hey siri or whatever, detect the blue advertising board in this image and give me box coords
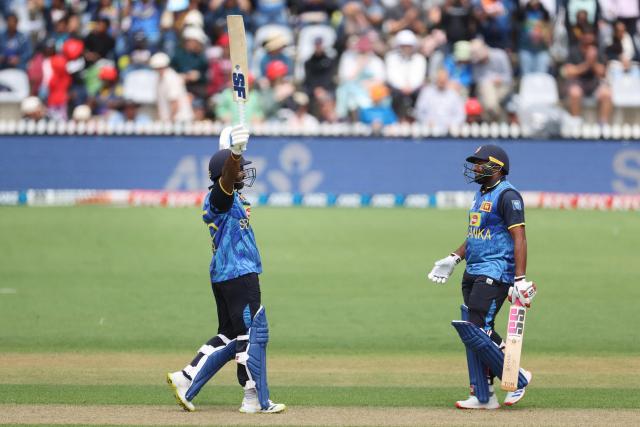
[1,136,639,194]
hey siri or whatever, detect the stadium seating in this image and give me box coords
[0,69,29,120]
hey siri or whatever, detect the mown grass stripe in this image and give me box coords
[1,385,638,409]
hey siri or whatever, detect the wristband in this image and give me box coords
[450,253,462,264]
[514,275,526,282]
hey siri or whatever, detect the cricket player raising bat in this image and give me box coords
[166,125,286,414]
[427,145,537,409]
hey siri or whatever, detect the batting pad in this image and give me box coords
[452,320,529,389]
[185,339,236,401]
[236,306,270,410]
[460,306,490,403]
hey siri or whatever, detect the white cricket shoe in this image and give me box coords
[166,371,195,412]
[504,369,532,406]
[455,390,500,410]
[239,388,286,414]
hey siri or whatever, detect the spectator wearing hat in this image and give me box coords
[443,40,474,94]
[84,17,116,65]
[0,13,32,70]
[280,91,320,129]
[358,83,398,131]
[259,33,293,78]
[336,35,386,120]
[516,0,552,75]
[304,37,337,97]
[465,97,484,123]
[21,96,46,120]
[385,29,427,121]
[415,68,465,132]
[171,26,209,99]
[258,59,294,120]
[91,65,123,116]
[470,38,513,121]
[72,104,92,122]
[62,37,88,116]
[150,52,194,122]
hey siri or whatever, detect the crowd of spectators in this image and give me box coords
[1,0,640,131]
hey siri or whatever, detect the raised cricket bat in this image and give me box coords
[227,15,249,126]
[501,299,527,391]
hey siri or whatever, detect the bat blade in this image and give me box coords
[501,299,527,391]
[227,15,249,105]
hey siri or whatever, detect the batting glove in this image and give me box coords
[230,124,249,155]
[427,253,461,284]
[508,276,537,308]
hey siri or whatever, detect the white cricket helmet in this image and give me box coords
[219,126,232,150]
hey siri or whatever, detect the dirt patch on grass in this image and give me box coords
[0,353,638,388]
[1,404,638,426]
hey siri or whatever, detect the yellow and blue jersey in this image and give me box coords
[202,191,262,283]
[465,180,525,284]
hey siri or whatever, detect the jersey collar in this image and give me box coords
[481,179,502,195]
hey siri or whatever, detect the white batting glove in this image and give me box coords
[508,276,537,308]
[427,253,462,284]
[230,124,249,155]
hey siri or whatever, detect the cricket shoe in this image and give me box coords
[504,369,532,406]
[455,390,499,410]
[239,388,286,414]
[166,371,195,412]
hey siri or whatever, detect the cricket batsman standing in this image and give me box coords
[166,125,286,414]
[427,145,537,409]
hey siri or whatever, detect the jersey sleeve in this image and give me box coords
[499,189,525,229]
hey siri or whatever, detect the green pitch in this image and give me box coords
[1,206,639,425]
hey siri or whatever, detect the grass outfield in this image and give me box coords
[1,206,639,425]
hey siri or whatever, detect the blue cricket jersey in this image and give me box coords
[202,191,262,283]
[465,180,525,284]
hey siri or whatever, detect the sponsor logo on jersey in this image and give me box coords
[469,212,481,227]
[467,227,492,240]
[480,201,493,212]
[511,199,522,210]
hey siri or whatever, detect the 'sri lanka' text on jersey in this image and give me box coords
[202,192,262,283]
[465,180,525,284]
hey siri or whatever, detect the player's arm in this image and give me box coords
[428,241,465,284]
[500,190,537,306]
[209,154,242,212]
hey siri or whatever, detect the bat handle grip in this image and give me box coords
[238,101,246,127]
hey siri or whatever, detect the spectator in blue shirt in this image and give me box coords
[444,40,473,94]
[0,13,32,70]
[128,0,161,50]
[359,83,398,129]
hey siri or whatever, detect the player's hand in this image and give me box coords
[230,124,249,155]
[427,253,461,284]
[508,277,537,308]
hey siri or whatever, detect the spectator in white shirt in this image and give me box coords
[384,29,427,121]
[150,52,194,122]
[414,68,465,132]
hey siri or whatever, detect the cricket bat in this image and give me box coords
[501,299,527,391]
[227,15,249,126]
